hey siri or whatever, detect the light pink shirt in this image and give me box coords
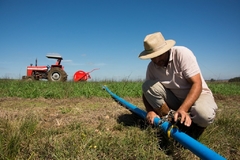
[146,46,212,100]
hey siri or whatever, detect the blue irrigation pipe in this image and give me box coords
[102,85,226,160]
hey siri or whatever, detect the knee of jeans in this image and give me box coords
[142,80,160,93]
[142,80,152,93]
[190,106,216,127]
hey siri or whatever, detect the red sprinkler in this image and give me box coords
[73,68,99,82]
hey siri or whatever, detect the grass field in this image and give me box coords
[0,79,239,159]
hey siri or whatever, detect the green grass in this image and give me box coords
[1,79,240,98]
[0,79,239,159]
[0,79,143,98]
[207,82,240,96]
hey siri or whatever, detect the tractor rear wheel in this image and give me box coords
[48,67,67,82]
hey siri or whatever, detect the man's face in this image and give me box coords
[151,50,170,67]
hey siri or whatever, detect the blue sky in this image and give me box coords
[0,0,239,81]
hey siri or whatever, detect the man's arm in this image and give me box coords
[174,73,202,126]
[142,94,159,124]
[142,94,154,112]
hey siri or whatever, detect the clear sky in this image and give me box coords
[0,0,239,81]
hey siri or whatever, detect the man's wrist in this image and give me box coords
[178,105,190,112]
[147,110,155,113]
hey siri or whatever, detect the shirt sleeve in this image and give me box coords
[177,46,200,79]
[146,62,155,80]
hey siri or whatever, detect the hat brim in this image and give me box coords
[138,40,176,59]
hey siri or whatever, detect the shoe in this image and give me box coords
[175,121,206,140]
[157,129,174,155]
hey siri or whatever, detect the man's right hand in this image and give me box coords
[146,111,159,125]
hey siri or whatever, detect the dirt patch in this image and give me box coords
[0,97,145,131]
[0,95,239,130]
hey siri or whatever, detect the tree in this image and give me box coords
[228,77,240,82]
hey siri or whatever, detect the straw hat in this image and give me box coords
[138,32,176,59]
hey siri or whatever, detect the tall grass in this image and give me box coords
[207,82,240,96]
[1,79,240,98]
[0,79,143,98]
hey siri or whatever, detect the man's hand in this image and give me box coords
[146,111,159,125]
[174,109,192,127]
[172,74,202,127]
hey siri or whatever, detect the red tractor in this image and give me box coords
[22,54,67,82]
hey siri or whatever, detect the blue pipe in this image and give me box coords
[103,85,226,160]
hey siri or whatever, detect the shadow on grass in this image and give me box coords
[116,112,149,130]
[115,111,202,159]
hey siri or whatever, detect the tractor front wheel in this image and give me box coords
[22,76,34,81]
[48,68,67,82]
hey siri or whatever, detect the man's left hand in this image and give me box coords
[174,109,192,127]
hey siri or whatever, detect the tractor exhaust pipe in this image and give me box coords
[102,85,226,160]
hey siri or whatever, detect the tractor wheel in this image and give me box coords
[48,67,67,82]
[22,76,33,81]
[27,77,34,81]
